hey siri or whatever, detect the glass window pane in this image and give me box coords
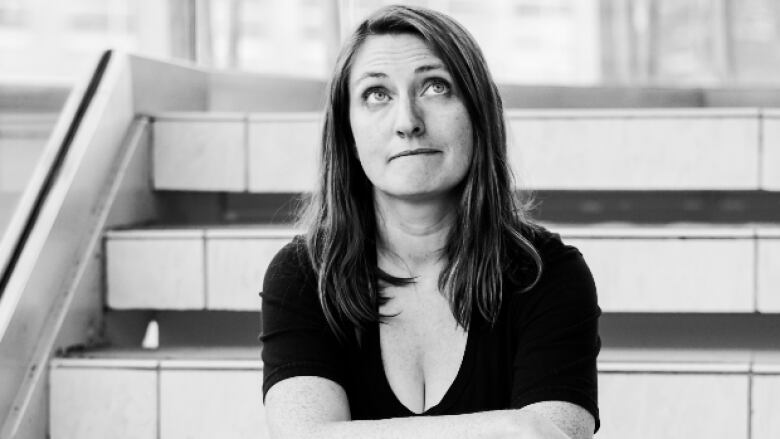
[348,0,602,85]
[0,0,26,27]
[650,0,727,85]
[732,0,780,85]
[208,0,334,78]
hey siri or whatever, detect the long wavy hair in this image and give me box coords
[298,5,543,341]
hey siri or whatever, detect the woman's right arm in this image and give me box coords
[264,376,569,439]
[264,376,350,438]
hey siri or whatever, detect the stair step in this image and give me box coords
[148,109,780,192]
[106,225,295,311]
[49,347,780,439]
[53,345,780,373]
[598,348,780,439]
[106,235,207,310]
[105,224,780,313]
[53,346,261,369]
[151,112,320,193]
[50,347,265,439]
[766,109,780,190]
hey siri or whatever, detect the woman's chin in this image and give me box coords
[375,185,458,204]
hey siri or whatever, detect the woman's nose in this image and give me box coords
[394,96,424,138]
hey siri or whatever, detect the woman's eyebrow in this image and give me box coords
[352,71,388,86]
[414,63,446,74]
[352,63,449,87]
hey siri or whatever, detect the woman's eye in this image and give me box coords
[364,88,390,104]
[425,80,450,95]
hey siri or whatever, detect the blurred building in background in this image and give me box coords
[2,0,780,86]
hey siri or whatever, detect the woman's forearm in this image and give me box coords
[298,409,568,439]
[264,378,574,439]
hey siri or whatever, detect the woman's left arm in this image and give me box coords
[265,375,587,439]
[520,401,595,439]
[509,242,602,438]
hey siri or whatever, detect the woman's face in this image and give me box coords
[348,33,473,203]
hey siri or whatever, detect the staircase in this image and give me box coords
[53,106,780,438]
[2,53,780,438]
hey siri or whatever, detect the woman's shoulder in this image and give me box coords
[504,222,583,280]
[506,223,598,312]
[262,234,317,300]
[267,234,310,269]
[521,222,581,265]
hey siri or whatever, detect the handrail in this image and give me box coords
[0,50,148,437]
[0,52,231,437]
[0,51,112,301]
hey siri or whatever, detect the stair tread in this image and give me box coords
[145,107,768,120]
[147,111,321,121]
[53,346,261,370]
[51,346,780,373]
[106,223,299,239]
[104,222,780,239]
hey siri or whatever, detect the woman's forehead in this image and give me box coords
[349,34,448,87]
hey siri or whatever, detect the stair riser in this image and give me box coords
[50,364,780,439]
[106,231,780,313]
[50,366,266,439]
[107,236,289,311]
[151,110,780,192]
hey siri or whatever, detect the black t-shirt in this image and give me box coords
[260,226,601,432]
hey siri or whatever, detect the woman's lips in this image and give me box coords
[389,148,442,161]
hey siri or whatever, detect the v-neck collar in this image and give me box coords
[371,312,478,416]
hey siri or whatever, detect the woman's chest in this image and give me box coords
[344,299,514,419]
[377,285,469,414]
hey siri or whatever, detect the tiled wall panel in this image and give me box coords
[50,367,157,439]
[752,375,780,439]
[757,233,780,312]
[597,373,749,439]
[248,116,319,192]
[154,119,246,191]
[160,369,267,438]
[762,113,780,190]
[569,237,755,312]
[107,236,206,309]
[206,237,289,310]
[508,112,760,190]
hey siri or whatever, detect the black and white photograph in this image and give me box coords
[1,1,780,438]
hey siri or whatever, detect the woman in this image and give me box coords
[261,5,600,438]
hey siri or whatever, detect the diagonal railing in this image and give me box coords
[0,51,112,304]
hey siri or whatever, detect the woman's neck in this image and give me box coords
[374,191,457,276]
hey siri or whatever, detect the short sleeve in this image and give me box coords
[509,237,602,432]
[260,237,348,401]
